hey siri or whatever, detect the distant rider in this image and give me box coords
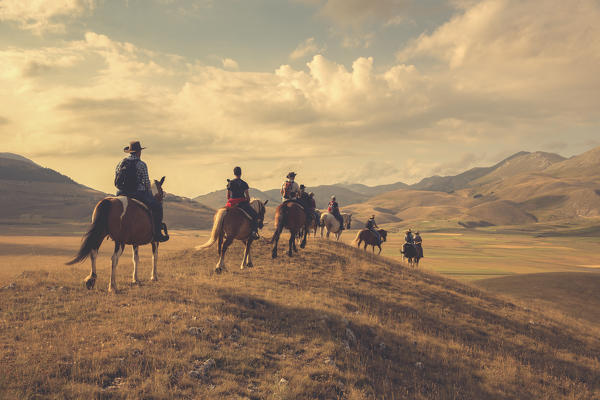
[226,166,260,240]
[366,215,381,244]
[298,184,314,226]
[328,195,344,231]
[115,140,169,242]
[404,229,414,244]
[414,231,424,258]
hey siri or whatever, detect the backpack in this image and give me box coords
[283,181,294,198]
[115,158,139,193]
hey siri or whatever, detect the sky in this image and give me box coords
[1,0,599,197]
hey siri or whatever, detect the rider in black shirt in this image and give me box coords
[227,166,259,240]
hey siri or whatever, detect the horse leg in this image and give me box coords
[288,232,295,257]
[108,242,124,293]
[84,249,98,290]
[247,242,254,268]
[292,231,299,253]
[217,236,233,273]
[378,245,382,255]
[150,242,159,282]
[240,240,250,270]
[363,242,367,251]
[300,226,308,249]
[131,245,140,284]
[272,229,281,259]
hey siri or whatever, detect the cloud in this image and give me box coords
[221,58,239,70]
[289,37,325,60]
[0,0,96,34]
[2,0,600,196]
[313,0,411,28]
[431,152,486,176]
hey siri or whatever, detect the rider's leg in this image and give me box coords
[140,192,168,242]
[239,202,259,239]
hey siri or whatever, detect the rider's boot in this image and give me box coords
[152,206,169,243]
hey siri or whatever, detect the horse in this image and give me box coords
[353,229,388,254]
[309,209,321,237]
[401,242,420,268]
[196,199,267,273]
[271,201,307,258]
[320,212,351,240]
[66,177,167,293]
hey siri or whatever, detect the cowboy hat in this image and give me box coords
[123,141,146,153]
[286,171,296,179]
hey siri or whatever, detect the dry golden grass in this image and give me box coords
[1,236,600,399]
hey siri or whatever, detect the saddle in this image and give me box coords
[224,205,253,221]
[282,200,304,211]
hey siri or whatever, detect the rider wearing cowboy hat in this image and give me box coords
[366,214,381,244]
[115,140,169,242]
[404,228,414,244]
[281,172,300,202]
[328,195,344,230]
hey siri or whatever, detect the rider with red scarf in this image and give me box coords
[226,166,259,240]
[328,195,344,231]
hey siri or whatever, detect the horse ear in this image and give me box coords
[264,199,269,205]
[159,176,165,185]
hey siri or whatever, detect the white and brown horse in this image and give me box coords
[320,212,352,240]
[66,177,167,292]
[196,199,267,273]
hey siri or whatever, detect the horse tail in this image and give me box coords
[66,199,111,265]
[196,208,227,249]
[268,205,284,244]
[352,230,361,246]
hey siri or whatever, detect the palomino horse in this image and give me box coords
[196,199,268,273]
[271,201,307,258]
[320,212,352,240]
[66,177,167,292]
[353,229,388,254]
[401,242,420,268]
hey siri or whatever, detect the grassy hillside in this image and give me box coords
[0,154,214,231]
[1,239,599,399]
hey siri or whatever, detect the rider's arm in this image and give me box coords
[138,161,151,192]
[244,189,250,201]
[227,189,231,199]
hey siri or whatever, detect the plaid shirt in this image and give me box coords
[115,154,151,192]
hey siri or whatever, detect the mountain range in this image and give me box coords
[2,147,599,232]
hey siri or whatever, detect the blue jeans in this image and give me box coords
[116,190,162,231]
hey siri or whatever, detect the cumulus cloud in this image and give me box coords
[221,58,239,70]
[289,37,325,60]
[2,0,600,195]
[0,0,96,33]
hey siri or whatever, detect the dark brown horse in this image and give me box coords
[402,242,420,268]
[353,229,388,254]
[196,199,268,273]
[271,201,307,258]
[66,177,167,293]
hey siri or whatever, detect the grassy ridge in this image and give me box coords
[1,239,599,399]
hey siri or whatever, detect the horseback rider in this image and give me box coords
[404,229,414,244]
[298,184,314,225]
[226,166,260,240]
[328,195,344,231]
[281,172,300,201]
[366,214,381,244]
[115,141,169,242]
[414,231,424,258]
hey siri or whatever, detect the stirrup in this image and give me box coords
[251,231,260,240]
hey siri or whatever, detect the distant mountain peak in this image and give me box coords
[0,152,37,166]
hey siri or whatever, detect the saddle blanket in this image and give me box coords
[222,205,253,221]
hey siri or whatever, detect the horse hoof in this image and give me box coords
[247,263,254,268]
[150,276,158,282]
[288,252,293,257]
[84,277,95,290]
[108,287,118,294]
[300,242,306,249]
[271,250,277,259]
[215,267,223,274]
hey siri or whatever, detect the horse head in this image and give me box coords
[152,176,166,202]
[379,229,388,242]
[251,199,268,229]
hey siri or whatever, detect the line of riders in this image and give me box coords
[114,140,423,253]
